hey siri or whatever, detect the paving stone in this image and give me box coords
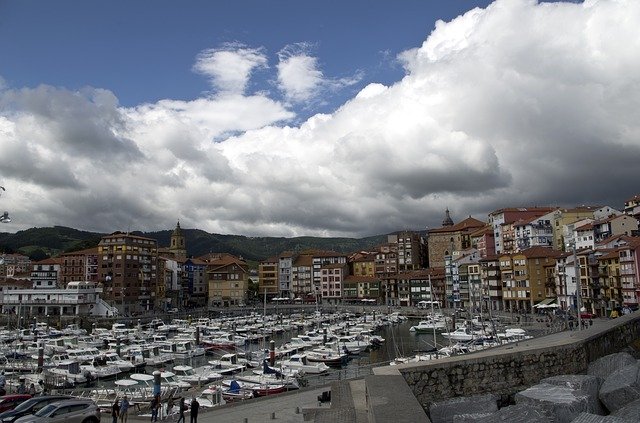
[515,382,594,422]
[429,394,498,423]
[587,352,637,380]
[569,412,636,423]
[598,362,640,413]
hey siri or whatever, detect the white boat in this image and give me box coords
[409,318,447,332]
[279,353,329,374]
[441,327,474,342]
[208,353,246,375]
[172,365,221,386]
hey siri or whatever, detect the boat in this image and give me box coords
[172,365,221,386]
[279,353,329,374]
[221,380,254,401]
[440,327,475,342]
[409,318,447,332]
[306,345,348,366]
[208,353,246,375]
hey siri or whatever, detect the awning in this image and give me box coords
[533,298,556,308]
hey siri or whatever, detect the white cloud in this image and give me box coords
[193,43,268,94]
[277,43,362,104]
[2,0,640,238]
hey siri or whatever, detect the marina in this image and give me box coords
[0,307,550,413]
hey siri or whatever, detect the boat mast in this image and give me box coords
[428,275,437,349]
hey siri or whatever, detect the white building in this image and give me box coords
[1,281,113,316]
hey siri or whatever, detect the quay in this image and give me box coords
[123,312,639,422]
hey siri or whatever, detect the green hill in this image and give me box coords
[0,226,387,261]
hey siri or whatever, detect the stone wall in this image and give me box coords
[374,313,640,408]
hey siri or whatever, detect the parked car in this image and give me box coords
[13,398,100,423]
[0,396,73,423]
[0,396,32,414]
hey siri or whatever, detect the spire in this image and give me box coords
[442,208,454,227]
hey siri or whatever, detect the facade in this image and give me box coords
[624,194,640,220]
[206,253,249,307]
[258,256,279,297]
[389,231,424,271]
[60,247,99,285]
[291,252,313,299]
[182,258,208,307]
[98,232,158,315]
[514,216,554,251]
[488,207,556,255]
[31,257,62,289]
[278,252,294,297]
[479,255,501,311]
[1,281,104,317]
[342,275,380,303]
[320,262,347,304]
[427,215,485,268]
[0,253,31,280]
[593,214,638,243]
[500,246,562,312]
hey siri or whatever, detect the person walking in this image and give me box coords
[166,395,175,421]
[111,399,120,423]
[120,395,130,423]
[176,398,186,423]
[150,394,160,422]
[189,398,199,423]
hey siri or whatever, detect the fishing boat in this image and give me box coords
[279,353,329,374]
[220,380,253,401]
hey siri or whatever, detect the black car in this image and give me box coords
[0,396,73,423]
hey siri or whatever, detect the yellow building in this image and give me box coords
[205,253,249,307]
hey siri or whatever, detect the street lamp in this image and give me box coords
[0,211,10,223]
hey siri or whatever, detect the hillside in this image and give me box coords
[0,226,387,261]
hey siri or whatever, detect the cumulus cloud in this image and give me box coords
[2,0,640,238]
[277,43,362,104]
[193,43,268,94]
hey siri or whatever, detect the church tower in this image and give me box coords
[442,208,454,227]
[170,221,187,259]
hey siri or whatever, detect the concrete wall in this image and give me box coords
[374,313,640,408]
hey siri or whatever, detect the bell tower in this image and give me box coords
[170,221,187,259]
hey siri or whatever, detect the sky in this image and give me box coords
[1,0,639,238]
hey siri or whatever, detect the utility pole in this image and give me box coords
[573,242,582,330]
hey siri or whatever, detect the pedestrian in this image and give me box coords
[112,399,120,423]
[176,398,186,423]
[589,319,593,327]
[120,395,130,423]
[189,398,199,423]
[150,394,160,422]
[28,383,36,396]
[166,395,175,421]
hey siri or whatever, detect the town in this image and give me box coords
[1,194,639,322]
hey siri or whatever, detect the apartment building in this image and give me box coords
[258,256,279,297]
[291,252,313,299]
[60,247,99,285]
[98,232,158,315]
[320,262,347,304]
[31,257,62,289]
[206,253,248,307]
[479,255,501,311]
[488,207,556,255]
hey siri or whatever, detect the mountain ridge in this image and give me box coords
[0,226,389,261]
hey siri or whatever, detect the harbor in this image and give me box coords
[0,305,560,413]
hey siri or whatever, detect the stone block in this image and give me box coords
[569,412,636,422]
[451,413,494,422]
[466,404,552,422]
[541,374,605,415]
[515,382,595,422]
[429,394,498,423]
[587,352,637,380]
[611,398,640,420]
[598,362,640,413]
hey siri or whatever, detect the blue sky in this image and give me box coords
[1,0,490,116]
[1,0,639,238]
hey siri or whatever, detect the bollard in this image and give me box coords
[37,342,44,373]
[270,412,276,419]
[296,406,300,414]
[269,340,276,366]
[323,328,327,345]
[195,326,200,345]
[243,419,248,423]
